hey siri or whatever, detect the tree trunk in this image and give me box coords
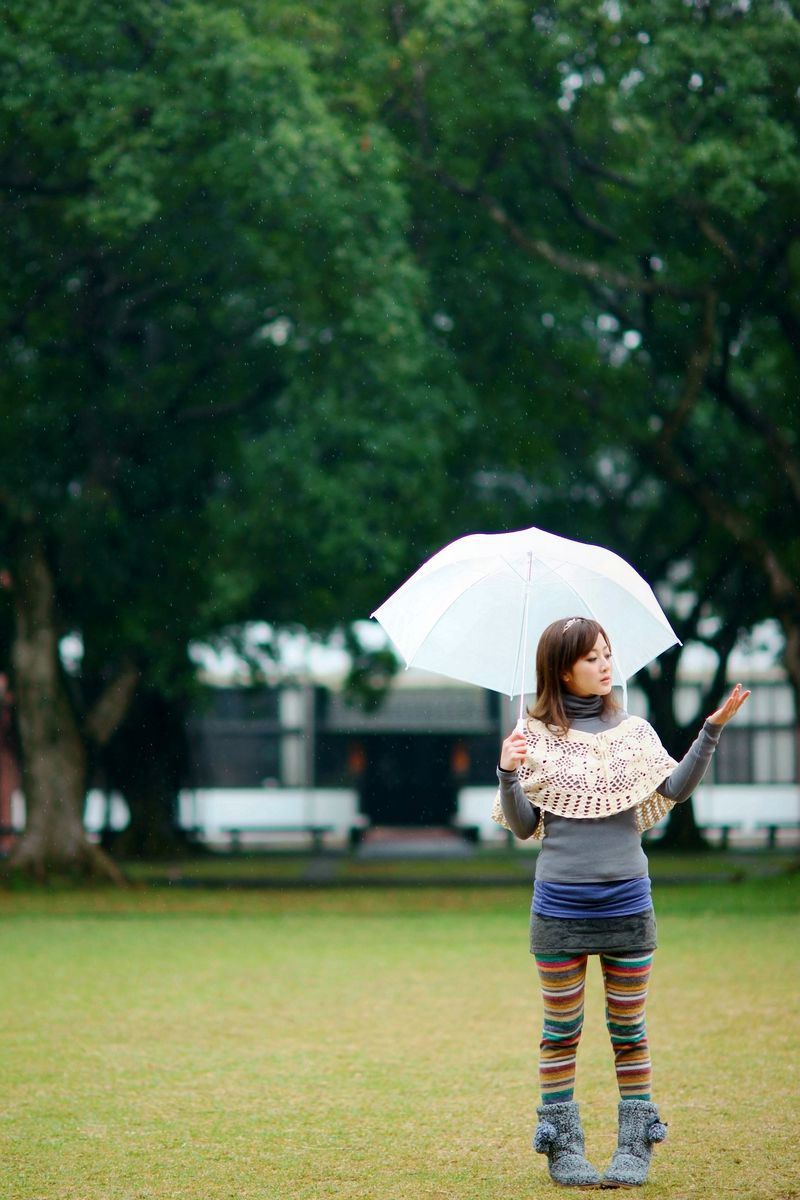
[6,524,123,882]
[780,618,800,717]
[645,633,738,852]
[658,793,707,851]
[103,690,195,860]
[637,649,710,851]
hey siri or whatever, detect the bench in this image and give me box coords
[185,788,365,851]
[452,818,516,848]
[698,821,743,849]
[755,821,800,849]
[220,825,334,853]
[452,822,481,844]
[453,786,520,845]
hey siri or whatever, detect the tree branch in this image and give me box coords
[544,135,623,245]
[414,158,698,297]
[775,299,800,363]
[707,373,800,507]
[660,288,718,446]
[0,176,90,198]
[84,659,141,747]
[555,119,640,191]
[639,436,800,621]
[549,180,622,246]
[695,214,739,268]
[389,4,434,158]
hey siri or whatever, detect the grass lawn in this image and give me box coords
[120,845,795,886]
[1,872,798,1200]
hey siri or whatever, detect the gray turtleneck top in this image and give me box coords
[497,694,722,883]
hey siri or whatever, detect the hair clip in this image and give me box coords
[562,617,582,633]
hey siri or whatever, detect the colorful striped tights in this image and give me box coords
[535,953,654,1104]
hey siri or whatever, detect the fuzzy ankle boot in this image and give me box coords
[533,1101,601,1188]
[602,1099,667,1187]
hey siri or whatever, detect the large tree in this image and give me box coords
[0,1,462,875]
[374,0,800,691]
[278,0,799,843]
[388,0,799,838]
[4,1,797,870]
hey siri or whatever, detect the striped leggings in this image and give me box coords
[535,952,653,1104]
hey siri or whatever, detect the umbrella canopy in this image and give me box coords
[371,526,680,702]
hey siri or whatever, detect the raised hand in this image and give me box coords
[707,683,751,727]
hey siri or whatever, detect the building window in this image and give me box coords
[714,725,797,785]
[714,727,753,784]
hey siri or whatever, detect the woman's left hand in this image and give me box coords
[707,683,751,726]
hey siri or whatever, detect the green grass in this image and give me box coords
[2,876,798,1200]
[121,845,797,887]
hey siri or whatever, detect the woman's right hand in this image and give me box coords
[499,728,528,772]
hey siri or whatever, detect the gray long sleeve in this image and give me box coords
[657,720,721,803]
[496,718,723,839]
[497,767,540,838]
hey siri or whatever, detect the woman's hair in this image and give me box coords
[528,616,619,735]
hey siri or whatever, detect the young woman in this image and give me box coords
[494,616,749,1188]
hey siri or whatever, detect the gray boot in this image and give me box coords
[533,1101,601,1188]
[602,1099,667,1187]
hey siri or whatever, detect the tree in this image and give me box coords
[375,0,800,692]
[288,0,799,842]
[0,0,463,875]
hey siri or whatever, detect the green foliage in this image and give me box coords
[351,0,800,694]
[0,0,465,698]
[1,0,798,867]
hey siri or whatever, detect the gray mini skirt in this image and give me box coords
[530,906,657,956]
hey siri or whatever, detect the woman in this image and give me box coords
[494,616,749,1188]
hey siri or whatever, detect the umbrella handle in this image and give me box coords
[515,717,527,733]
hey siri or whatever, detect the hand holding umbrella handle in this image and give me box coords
[500,728,528,771]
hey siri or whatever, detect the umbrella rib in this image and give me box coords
[511,552,534,714]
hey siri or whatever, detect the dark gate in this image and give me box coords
[359,734,457,826]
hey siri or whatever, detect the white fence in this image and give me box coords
[454,783,800,845]
[8,787,365,848]
[181,787,364,845]
[6,781,799,849]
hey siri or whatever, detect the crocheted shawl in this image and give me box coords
[491,715,679,839]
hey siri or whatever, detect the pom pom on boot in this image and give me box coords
[602,1099,667,1188]
[533,1101,601,1188]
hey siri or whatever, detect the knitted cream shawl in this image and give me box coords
[491,715,679,840]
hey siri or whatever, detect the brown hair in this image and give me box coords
[528,616,619,735]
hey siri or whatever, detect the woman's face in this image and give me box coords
[562,633,613,697]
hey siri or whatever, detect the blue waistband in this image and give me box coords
[533,877,652,919]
